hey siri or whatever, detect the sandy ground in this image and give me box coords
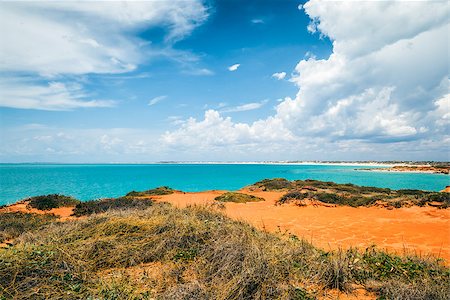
[156,191,450,262]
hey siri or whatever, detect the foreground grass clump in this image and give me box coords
[251,178,449,208]
[0,203,448,299]
[72,197,152,217]
[125,186,176,197]
[26,194,80,211]
[215,192,264,203]
[0,212,58,243]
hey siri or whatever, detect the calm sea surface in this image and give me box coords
[0,164,448,205]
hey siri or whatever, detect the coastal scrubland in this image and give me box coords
[248,178,449,208]
[1,179,449,299]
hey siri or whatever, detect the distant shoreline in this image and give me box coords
[0,161,441,167]
[359,165,449,175]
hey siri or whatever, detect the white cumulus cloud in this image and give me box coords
[272,72,286,80]
[163,0,450,160]
[228,64,240,71]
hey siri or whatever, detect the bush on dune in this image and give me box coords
[26,194,80,211]
[278,191,309,204]
[125,186,176,197]
[214,192,264,203]
[0,203,448,299]
[72,197,153,217]
[250,178,294,191]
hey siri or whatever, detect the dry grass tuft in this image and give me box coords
[72,197,153,217]
[0,212,58,243]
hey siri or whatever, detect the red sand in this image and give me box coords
[156,191,450,262]
[0,201,75,220]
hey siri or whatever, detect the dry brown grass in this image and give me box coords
[0,202,448,299]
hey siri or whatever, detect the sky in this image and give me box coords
[0,0,448,163]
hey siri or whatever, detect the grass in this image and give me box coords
[125,186,176,197]
[0,203,448,299]
[0,212,58,243]
[214,192,264,203]
[26,194,80,211]
[250,178,449,208]
[72,197,153,217]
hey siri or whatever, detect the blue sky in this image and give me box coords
[0,0,448,162]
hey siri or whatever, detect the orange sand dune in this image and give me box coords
[156,191,450,262]
[0,201,75,220]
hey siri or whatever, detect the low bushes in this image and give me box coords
[250,178,294,191]
[72,197,153,217]
[26,194,80,211]
[248,178,449,208]
[125,186,176,197]
[214,192,264,203]
[278,191,308,204]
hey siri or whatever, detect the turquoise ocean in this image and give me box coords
[0,163,448,205]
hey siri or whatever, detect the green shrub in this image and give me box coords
[26,194,80,211]
[72,197,153,217]
[125,186,176,197]
[278,191,309,204]
[214,192,264,203]
[0,212,58,242]
[250,178,294,190]
[314,193,346,204]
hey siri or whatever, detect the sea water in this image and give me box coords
[0,163,448,205]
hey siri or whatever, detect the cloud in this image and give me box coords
[251,19,264,24]
[162,0,450,160]
[0,0,209,110]
[0,78,115,111]
[148,95,167,106]
[0,1,209,76]
[278,0,449,142]
[162,110,294,150]
[228,64,240,71]
[0,125,166,162]
[182,68,214,76]
[272,72,286,80]
[221,100,269,113]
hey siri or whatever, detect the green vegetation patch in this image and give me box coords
[214,192,264,203]
[250,178,294,191]
[0,212,58,243]
[26,194,80,211]
[125,186,176,197]
[278,191,309,204]
[72,197,153,217]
